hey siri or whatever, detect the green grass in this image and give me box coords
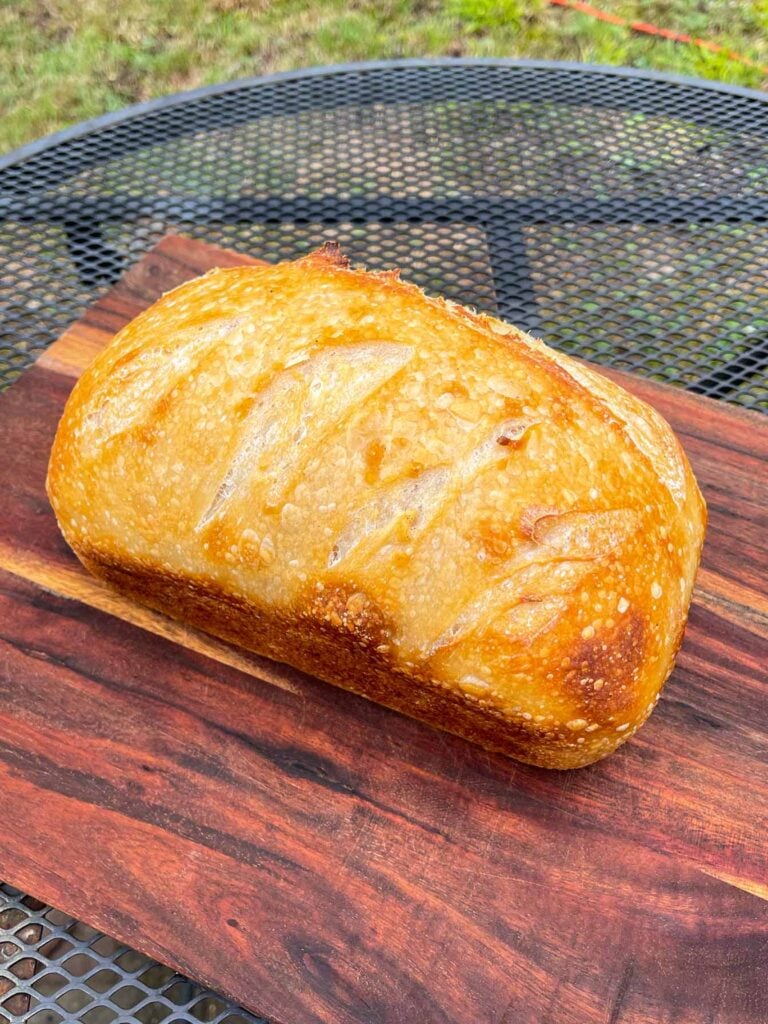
[1,0,767,153]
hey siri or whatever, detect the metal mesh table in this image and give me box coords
[2,59,767,410]
[1,57,767,1023]
[0,885,265,1024]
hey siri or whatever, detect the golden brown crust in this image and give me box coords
[47,247,706,768]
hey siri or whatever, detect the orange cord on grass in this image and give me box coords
[548,0,768,78]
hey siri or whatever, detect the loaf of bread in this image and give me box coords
[47,244,706,768]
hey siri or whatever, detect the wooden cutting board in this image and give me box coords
[1,235,766,1024]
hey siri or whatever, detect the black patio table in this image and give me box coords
[0,59,767,1024]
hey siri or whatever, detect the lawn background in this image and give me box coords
[2,0,767,155]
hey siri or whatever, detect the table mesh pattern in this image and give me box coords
[1,61,767,410]
[0,885,267,1024]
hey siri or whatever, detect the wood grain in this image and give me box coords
[0,235,766,1024]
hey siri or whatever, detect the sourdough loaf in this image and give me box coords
[47,244,706,767]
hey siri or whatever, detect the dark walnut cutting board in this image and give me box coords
[1,235,766,1024]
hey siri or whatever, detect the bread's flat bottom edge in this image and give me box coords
[75,546,624,770]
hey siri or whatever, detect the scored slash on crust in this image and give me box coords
[423,507,640,656]
[328,417,540,568]
[197,342,413,530]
